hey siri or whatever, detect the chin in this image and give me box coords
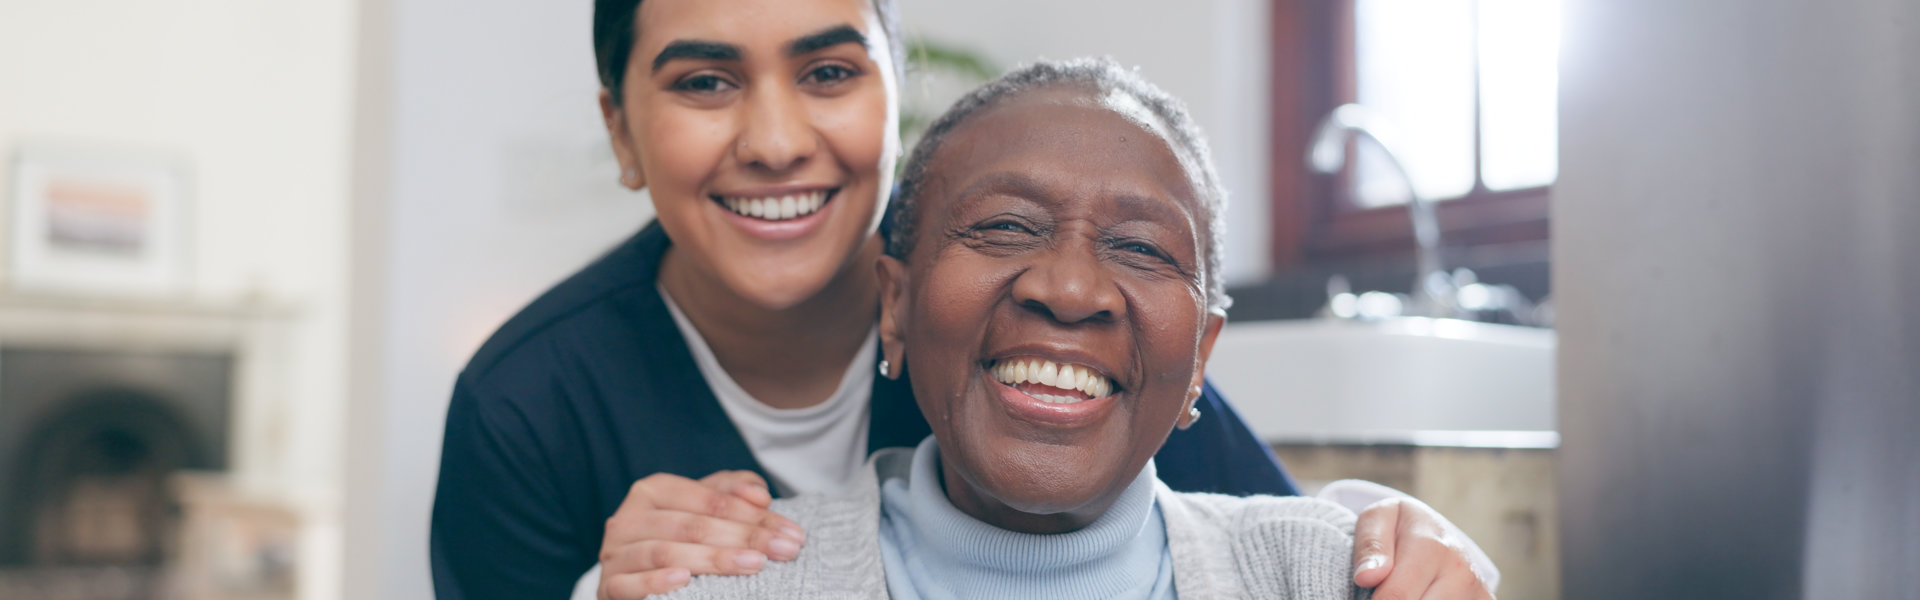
[724,246,852,310]
[971,448,1119,516]
[727,270,829,311]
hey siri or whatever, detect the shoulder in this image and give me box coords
[1173,491,1357,530]
[440,222,671,476]
[461,222,667,383]
[1160,488,1364,600]
[661,462,889,600]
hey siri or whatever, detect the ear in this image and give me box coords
[876,254,911,380]
[599,88,646,190]
[1177,309,1227,430]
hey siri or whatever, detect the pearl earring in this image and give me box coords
[1187,406,1202,425]
[877,359,891,378]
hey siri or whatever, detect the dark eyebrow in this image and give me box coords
[787,25,868,57]
[652,40,741,73]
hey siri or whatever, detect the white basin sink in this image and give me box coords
[1206,317,1555,445]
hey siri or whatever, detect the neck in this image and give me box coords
[658,236,883,410]
[937,453,1124,534]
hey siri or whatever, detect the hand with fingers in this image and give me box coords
[595,471,807,600]
[1350,497,1497,600]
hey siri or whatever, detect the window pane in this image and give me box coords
[1478,0,1560,190]
[1353,0,1477,208]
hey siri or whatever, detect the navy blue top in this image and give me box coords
[429,221,1297,600]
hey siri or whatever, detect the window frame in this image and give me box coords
[1267,0,1551,270]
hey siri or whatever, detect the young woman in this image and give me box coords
[665,57,1368,600]
[429,1,1494,599]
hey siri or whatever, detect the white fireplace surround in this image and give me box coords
[0,292,338,600]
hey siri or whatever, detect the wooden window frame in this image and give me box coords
[1267,0,1551,271]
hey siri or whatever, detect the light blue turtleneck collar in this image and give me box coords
[876,436,1177,600]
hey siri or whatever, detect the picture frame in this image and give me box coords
[6,144,192,296]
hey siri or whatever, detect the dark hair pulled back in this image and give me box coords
[593,0,904,105]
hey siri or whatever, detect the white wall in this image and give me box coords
[1,2,358,597]
[345,0,658,597]
[1554,0,1919,597]
[900,0,1276,284]
[0,0,357,490]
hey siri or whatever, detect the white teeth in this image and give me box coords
[990,358,1117,403]
[1036,362,1058,388]
[720,191,829,221]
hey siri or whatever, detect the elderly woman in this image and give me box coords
[661,57,1375,599]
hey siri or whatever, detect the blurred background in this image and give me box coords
[0,0,1913,598]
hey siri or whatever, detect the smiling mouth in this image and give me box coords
[989,357,1118,404]
[714,189,835,222]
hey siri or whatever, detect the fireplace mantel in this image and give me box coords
[0,291,332,599]
[0,292,296,352]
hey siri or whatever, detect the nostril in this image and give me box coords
[1018,298,1055,321]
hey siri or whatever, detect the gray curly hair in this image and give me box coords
[884,57,1232,311]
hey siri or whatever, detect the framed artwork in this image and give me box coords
[7,144,191,295]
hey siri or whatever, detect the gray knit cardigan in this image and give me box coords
[661,448,1368,599]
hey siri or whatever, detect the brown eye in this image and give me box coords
[802,64,858,85]
[672,73,736,94]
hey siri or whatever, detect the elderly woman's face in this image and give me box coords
[878,87,1225,533]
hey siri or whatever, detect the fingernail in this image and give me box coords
[781,524,806,541]
[1357,555,1386,572]
[769,537,800,559]
[665,569,690,585]
[734,551,766,571]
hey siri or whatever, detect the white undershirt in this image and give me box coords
[657,283,875,498]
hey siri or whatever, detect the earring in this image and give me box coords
[877,359,891,378]
[1187,406,1202,425]
[620,168,637,185]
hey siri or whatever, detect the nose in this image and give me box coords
[734,83,819,172]
[1011,238,1126,325]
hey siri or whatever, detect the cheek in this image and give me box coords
[812,84,894,176]
[637,104,733,199]
[1132,289,1208,388]
[911,260,999,345]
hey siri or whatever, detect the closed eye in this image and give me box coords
[1119,241,1160,256]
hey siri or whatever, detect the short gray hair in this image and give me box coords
[885,57,1232,311]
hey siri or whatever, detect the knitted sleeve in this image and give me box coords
[1162,489,1370,600]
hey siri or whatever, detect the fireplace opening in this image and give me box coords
[8,392,209,568]
[0,347,232,600]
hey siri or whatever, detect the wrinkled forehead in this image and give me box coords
[985,84,1205,201]
[929,84,1213,241]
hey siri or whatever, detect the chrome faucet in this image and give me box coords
[1307,103,1456,318]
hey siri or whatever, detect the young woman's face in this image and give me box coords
[605,0,899,309]
[879,88,1224,531]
